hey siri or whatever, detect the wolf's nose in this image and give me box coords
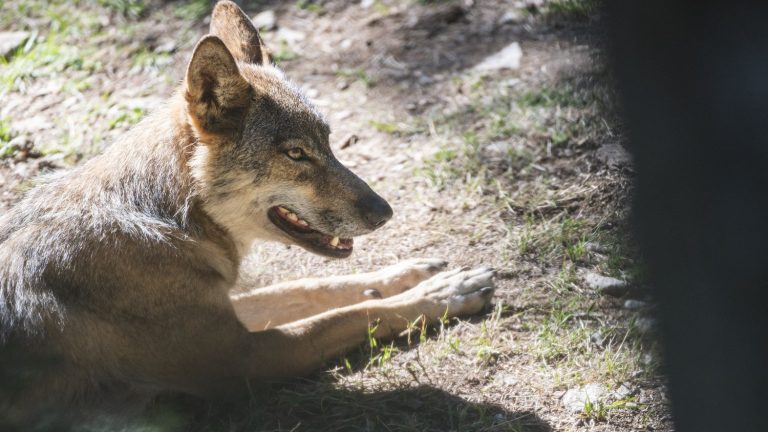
[358,195,393,229]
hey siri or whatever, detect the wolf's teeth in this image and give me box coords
[287,212,298,222]
[277,207,289,215]
[330,236,339,247]
[297,219,308,226]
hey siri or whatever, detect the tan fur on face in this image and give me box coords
[189,144,297,257]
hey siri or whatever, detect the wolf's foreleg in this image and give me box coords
[242,267,495,380]
[231,258,448,330]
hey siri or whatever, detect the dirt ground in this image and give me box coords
[0,0,673,431]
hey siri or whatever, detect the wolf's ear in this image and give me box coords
[210,0,272,65]
[185,35,252,138]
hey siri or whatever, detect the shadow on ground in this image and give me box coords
[142,384,552,432]
[154,0,604,114]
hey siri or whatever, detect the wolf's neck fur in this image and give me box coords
[76,93,197,234]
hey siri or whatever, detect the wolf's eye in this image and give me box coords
[286,148,307,161]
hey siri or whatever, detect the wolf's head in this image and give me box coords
[184,1,392,258]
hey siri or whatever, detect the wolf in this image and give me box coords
[0,1,494,427]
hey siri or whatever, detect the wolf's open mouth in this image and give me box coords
[267,206,354,258]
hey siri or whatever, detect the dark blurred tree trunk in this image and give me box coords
[608,2,768,431]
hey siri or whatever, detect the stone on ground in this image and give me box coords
[584,272,628,297]
[474,42,522,71]
[0,31,30,58]
[562,383,607,413]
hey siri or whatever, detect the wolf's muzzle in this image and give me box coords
[356,194,393,230]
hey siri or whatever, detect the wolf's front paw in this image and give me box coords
[390,266,495,319]
[371,258,449,297]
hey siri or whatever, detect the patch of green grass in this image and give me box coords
[432,148,457,162]
[98,0,146,19]
[296,0,324,14]
[559,217,589,262]
[489,113,519,138]
[418,127,489,189]
[174,0,210,20]
[369,120,400,135]
[518,85,589,109]
[598,230,648,284]
[548,263,578,293]
[582,397,608,421]
[1,1,102,34]
[336,68,374,87]
[0,1,119,92]
[535,303,588,364]
[533,299,652,388]
[473,315,502,364]
[359,320,400,370]
[369,119,423,136]
[513,214,593,264]
[547,0,599,21]
[595,396,642,420]
[132,47,172,72]
[0,37,99,92]
[419,142,465,189]
[0,118,12,144]
[372,1,391,15]
[0,118,16,158]
[272,39,299,63]
[108,106,146,130]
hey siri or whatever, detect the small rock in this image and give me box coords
[584,272,628,297]
[596,143,632,168]
[642,352,654,365]
[485,141,512,154]
[418,75,434,85]
[0,31,30,58]
[495,374,517,386]
[13,116,53,133]
[474,42,522,71]
[635,316,656,333]
[123,96,163,111]
[304,88,319,98]
[252,10,277,31]
[335,110,352,120]
[276,28,305,43]
[502,78,521,88]
[613,384,635,399]
[584,241,608,253]
[360,0,375,8]
[562,383,607,413]
[624,299,648,310]
[13,161,33,178]
[590,331,605,347]
[154,39,176,54]
[498,10,522,25]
